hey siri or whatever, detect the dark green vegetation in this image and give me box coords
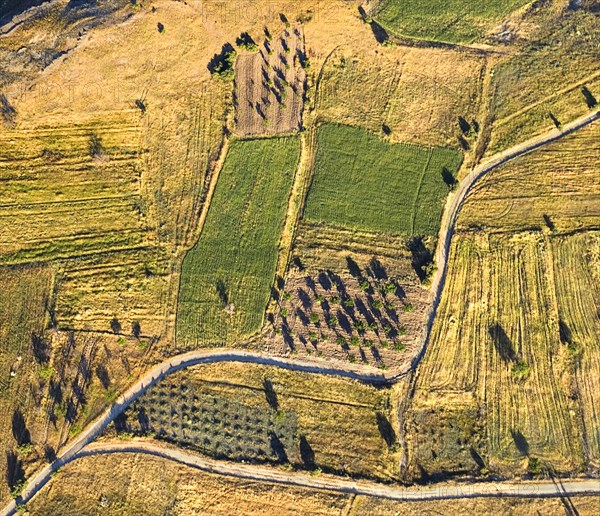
[177,137,300,346]
[373,0,529,44]
[304,124,462,237]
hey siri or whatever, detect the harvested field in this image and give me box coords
[304,124,463,237]
[460,120,600,233]
[409,232,586,479]
[28,452,351,515]
[371,0,530,43]
[317,46,485,148]
[114,362,400,480]
[235,26,306,136]
[552,233,600,471]
[176,137,301,347]
[352,494,600,515]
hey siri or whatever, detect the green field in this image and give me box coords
[374,0,529,44]
[303,124,462,237]
[176,137,300,346]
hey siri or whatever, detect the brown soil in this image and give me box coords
[235,26,306,136]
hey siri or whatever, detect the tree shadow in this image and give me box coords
[346,256,362,278]
[132,321,141,338]
[337,311,352,335]
[269,432,288,463]
[488,323,516,362]
[369,257,388,280]
[407,237,433,282]
[216,279,229,306]
[511,429,529,456]
[95,365,110,389]
[207,43,236,74]
[5,451,24,495]
[376,412,396,447]
[31,332,50,364]
[318,272,332,291]
[110,317,122,334]
[469,447,486,469]
[559,320,573,344]
[581,86,597,109]
[458,116,472,135]
[299,435,315,469]
[0,94,16,126]
[370,21,389,44]
[543,214,556,232]
[441,167,457,189]
[297,288,312,310]
[12,410,30,446]
[263,378,278,410]
[137,407,151,434]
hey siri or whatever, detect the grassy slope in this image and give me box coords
[0,266,52,502]
[304,124,462,237]
[177,137,301,346]
[375,0,529,43]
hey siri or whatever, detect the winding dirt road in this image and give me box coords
[2,111,599,515]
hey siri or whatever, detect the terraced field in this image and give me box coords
[371,0,529,43]
[304,124,463,237]
[0,111,174,336]
[115,362,399,480]
[177,137,301,346]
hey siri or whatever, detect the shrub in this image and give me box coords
[511,361,531,381]
[236,32,258,52]
[328,316,338,327]
[309,312,319,324]
[403,303,414,313]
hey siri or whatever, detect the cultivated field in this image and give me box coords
[304,124,463,237]
[113,362,400,480]
[370,0,529,43]
[265,221,433,370]
[317,47,485,148]
[409,232,584,479]
[460,120,600,233]
[235,25,306,136]
[176,137,301,347]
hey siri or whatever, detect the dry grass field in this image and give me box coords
[0,266,52,501]
[317,46,485,148]
[460,118,600,233]
[235,25,306,136]
[407,121,600,479]
[27,452,351,515]
[485,1,600,155]
[113,362,401,481]
[26,451,600,515]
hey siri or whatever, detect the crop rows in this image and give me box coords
[411,233,584,477]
